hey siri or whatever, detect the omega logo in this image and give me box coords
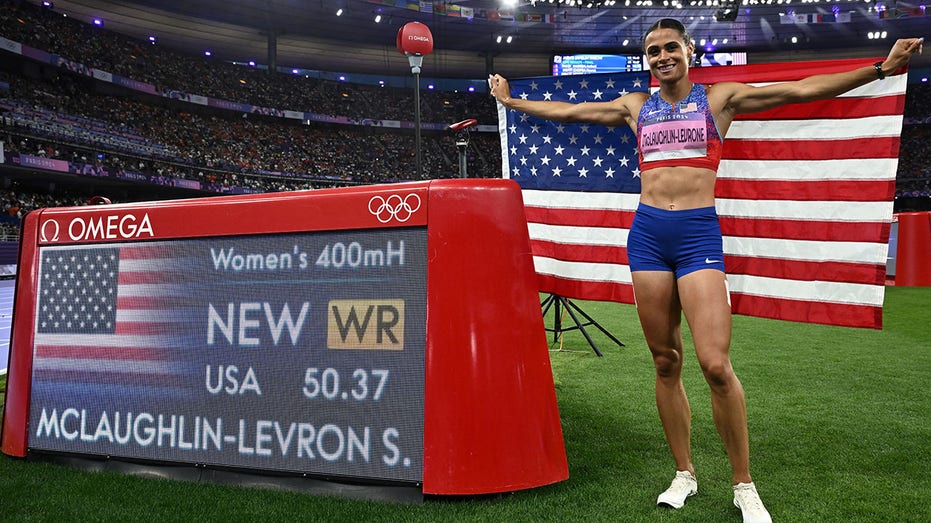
[40,219,60,242]
[40,213,155,243]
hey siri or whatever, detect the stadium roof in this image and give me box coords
[38,0,930,78]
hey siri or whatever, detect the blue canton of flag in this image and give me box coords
[498,71,651,193]
[38,248,120,334]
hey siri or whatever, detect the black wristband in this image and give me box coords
[873,61,885,80]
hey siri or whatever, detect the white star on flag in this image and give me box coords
[498,71,646,193]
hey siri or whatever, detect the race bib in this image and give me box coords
[639,111,707,163]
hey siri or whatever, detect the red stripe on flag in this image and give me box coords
[730,293,882,329]
[35,345,174,361]
[120,245,174,259]
[531,239,629,264]
[719,217,889,243]
[118,272,172,284]
[675,57,888,84]
[117,296,180,309]
[115,322,179,335]
[715,179,896,202]
[734,95,905,121]
[725,256,887,285]
[524,206,635,228]
[537,274,635,304]
[723,137,901,161]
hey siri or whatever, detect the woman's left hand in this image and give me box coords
[881,37,923,75]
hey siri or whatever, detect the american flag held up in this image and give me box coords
[498,59,908,329]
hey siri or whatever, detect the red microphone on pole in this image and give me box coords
[397,22,433,180]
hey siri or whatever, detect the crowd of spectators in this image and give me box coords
[0,0,503,191]
[903,81,931,123]
[896,122,931,201]
[0,0,497,124]
[0,76,502,192]
[0,0,929,236]
[0,184,88,240]
[898,81,931,205]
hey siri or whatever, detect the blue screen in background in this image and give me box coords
[552,54,645,76]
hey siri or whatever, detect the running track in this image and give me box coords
[0,278,13,375]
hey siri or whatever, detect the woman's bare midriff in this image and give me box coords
[639,166,718,210]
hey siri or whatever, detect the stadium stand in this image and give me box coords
[0,0,929,237]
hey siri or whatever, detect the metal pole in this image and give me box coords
[457,143,468,178]
[414,72,423,180]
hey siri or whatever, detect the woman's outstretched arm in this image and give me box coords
[716,37,923,116]
[489,73,646,129]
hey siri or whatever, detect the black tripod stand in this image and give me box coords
[541,294,624,357]
[448,118,478,178]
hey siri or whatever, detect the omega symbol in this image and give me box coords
[40,219,60,243]
[368,194,421,224]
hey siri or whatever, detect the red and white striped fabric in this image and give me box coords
[519,58,906,329]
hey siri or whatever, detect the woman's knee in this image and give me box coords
[651,348,683,379]
[699,358,736,391]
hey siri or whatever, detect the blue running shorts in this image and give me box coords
[627,203,726,278]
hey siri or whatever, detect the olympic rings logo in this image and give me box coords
[368,193,421,223]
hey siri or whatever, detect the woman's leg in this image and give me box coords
[632,270,693,476]
[677,268,751,484]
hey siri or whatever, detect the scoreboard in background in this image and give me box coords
[28,228,427,483]
[552,52,748,77]
[1,180,568,497]
[552,54,644,75]
[700,51,748,67]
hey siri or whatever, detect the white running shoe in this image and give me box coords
[733,482,772,523]
[656,470,697,509]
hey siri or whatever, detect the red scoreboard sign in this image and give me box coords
[1,179,568,496]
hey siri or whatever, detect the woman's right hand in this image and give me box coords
[488,74,512,104]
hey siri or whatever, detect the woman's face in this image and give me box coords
[643,27,693,82]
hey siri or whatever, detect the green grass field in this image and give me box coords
[1,287,929,522]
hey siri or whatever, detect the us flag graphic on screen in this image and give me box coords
[499,59,907,329]
[33,244,196,398]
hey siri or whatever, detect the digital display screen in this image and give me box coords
[26,227,427,483]
[552,54,645,76]
[699,52,748,67]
